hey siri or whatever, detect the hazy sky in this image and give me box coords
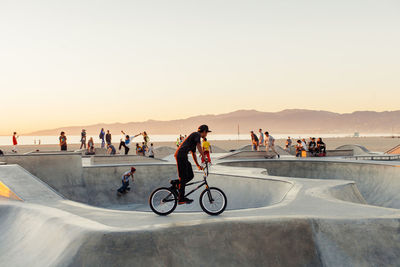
[1,0,400,134]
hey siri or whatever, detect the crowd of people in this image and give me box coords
[293,137,326,157]
[57,129,156,157]
[250,130,327,158]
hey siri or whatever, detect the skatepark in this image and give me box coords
[1,148,400,266]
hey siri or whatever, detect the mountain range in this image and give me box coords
[27,109,400,136]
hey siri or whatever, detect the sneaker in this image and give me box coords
[178,198,194,205]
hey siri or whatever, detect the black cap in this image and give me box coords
[198,125,212,133]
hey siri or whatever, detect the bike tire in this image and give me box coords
[149,187,177,216]
[199,187,227,216]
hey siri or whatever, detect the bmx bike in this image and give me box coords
[149,162,227,216]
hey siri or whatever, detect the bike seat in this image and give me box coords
[170,179,180,186]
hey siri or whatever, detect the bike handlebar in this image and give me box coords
[201,162,209,177]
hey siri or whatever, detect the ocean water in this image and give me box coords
[0,133,394,146]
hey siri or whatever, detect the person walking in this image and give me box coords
[59,132,67,151]
[12,132,19,153]
[106,130,112,146]
[80,129,87,149]
[99,128,106,148]
[265,132,280,158]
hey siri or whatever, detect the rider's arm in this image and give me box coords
[197,143,205,159]
[191,151,201,170]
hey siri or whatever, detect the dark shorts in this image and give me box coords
[61,145,67,151]
[176,156,194,181]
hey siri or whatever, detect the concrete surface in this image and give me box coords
[2,154,400,266]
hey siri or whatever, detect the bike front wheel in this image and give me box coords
[149,187,177,216]
[199,187,227,216]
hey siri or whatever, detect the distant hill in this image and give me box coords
[26,109,400,136]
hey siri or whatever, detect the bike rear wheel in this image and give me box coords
[199,187,227,216]
[149,187,177,216]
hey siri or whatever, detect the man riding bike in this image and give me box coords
[174,125,211,204]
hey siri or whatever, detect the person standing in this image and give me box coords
[80,129,87,149]
[265,132,280,158]
[258,129,264,147]
[148,143,155,158]
[12,132,19,153]
[99,128,106,148]
[250,131,259,151]
[142,131,150,146]
[59,132,67,151]
[106,130,112,146]
[201,138,212,163]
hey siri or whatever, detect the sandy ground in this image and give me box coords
[1,137,400,155]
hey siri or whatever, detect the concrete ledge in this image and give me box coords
[219,151,279,160]
[90,155,164,165]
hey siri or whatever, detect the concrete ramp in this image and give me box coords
[0,165,63,204]
[336,144,371,155]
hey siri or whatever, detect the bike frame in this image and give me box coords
[164,163,214,202]
[169,162,213,201]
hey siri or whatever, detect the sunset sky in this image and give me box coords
[1,0,400,135]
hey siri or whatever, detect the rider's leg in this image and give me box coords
[118,180,127,193]
[271,145,280,158]
[176,158,194,203]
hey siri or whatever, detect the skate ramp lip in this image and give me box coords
[221,158,400,209]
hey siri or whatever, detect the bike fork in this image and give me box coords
[205,183,214,203]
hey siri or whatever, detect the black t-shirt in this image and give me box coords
[176,132,201,157]
[106,133,112,142]
[252,134,259,142]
